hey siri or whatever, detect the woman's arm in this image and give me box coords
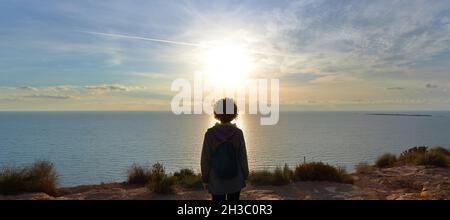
[200,131,211,183]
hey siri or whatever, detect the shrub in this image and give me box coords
[294,162,352,183]
[147,163,176,194]
[25,161,58,195]
[248,170,275,186]
[375,153,397,168]
[0,160,58,196]
[399,146,428,164]
[429,147,450,156]
[355,162,374,174]
[0,166,27,195]
[173,168,196,179]
[397,146,449,167]
[127,164,149,185]
[174,168,202,189]
[414,149,448,167]
[272,164,293,186]
[149,175,177,194]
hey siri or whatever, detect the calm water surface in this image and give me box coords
[1,111,450,186]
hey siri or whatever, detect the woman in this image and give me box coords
[201,98,249,200]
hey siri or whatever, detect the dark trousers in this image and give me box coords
[212,190,241,201]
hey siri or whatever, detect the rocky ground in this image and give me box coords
[1,165,449,200]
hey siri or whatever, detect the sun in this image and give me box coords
[202,43,251,89]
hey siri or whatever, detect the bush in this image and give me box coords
[25,161,58,195]
[127,164,149,185]
[294,162,352,183]
[147,163,176,194]
[398,146,428,164]
[0,160,58,196]
[0,166,27,195]
[149,175,177,194]
[414,149,448,167]
[429,147,450,156]
[248,164,293,186]
[375,153,397,168]
[272,164,293,186]
[355,162,374,174]
[248,170,275,186]
[397,146,449,167]
[174,168,202,189]
[173,168,196,179]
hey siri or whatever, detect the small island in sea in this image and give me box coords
[367,113,433,117]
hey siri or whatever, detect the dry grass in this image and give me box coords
[147,163,176,194]
[355,162,374,174]
[0,160,58,196]
[173,168,202,189]
[294,162,352,183]
[126,164,149,185]
[375,153,397,168]
[249,162,353,185]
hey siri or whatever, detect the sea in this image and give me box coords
[1,111,450,186]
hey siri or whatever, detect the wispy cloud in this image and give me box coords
[23,94,75,100]
[85,84,129,92]
[84,84,148,94]
[18,86,38,91]
[2,0,450,110]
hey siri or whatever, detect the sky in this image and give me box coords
[1,0,450,111]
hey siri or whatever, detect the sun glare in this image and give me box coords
[202,43,251,89]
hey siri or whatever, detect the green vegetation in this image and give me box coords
[0,160,58,196]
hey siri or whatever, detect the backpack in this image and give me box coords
[212,139,238,179]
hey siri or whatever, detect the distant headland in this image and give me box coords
[367,113,433,117]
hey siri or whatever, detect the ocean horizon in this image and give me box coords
[1,111,450,187]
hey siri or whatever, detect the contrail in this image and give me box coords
[81,31,300,58]
[82,31,208,48]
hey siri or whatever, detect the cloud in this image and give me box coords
[387,87,405,90]
[14,84,148,94]
[425,83,438,89]
[252,1,450,78]
[129,72,176,80]
[18,86,38,91]
[85,84,130,92]
[23,94,75,100]
[84,84,148,94]
[48,85,77,91]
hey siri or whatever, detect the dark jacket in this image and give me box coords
[201,123,249,194]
